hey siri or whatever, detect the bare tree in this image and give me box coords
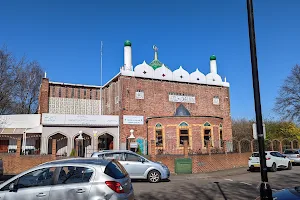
[274,65,300,123]
[0,46,43,114]
[232,118,254,141]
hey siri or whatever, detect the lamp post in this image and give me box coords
[128,129,135,151]
[246,0,272,199]
[76,131,84,157]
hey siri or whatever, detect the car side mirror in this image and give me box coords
[140,158,145,163]
[9,183,16,192]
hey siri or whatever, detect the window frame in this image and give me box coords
[124,152,143,162]
[55,165,95,185]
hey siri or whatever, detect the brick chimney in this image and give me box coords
[39,78,50,115]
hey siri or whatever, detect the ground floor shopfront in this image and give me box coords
[41,113,120,157]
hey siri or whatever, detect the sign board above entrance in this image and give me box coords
[42,114,119,126]
[123,115,144,125]
[169,94,196,104]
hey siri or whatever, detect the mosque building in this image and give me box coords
[31,40,233,156]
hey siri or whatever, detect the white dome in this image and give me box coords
[173,66,190,82]
[134,61,154,79]
[190,68,206,84]
[206,73,223,86]
[154,64,173,80]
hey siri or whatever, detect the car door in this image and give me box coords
[276,152,289,167]
[123,153,150,178]
[3,167,56,200]
[49,166,93,200]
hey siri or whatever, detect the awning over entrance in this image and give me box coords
[25,125,42,134]
[0,128,27,134]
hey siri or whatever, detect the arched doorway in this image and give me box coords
[74,133,91,157]
[98,133,114,151]
[48,133,68,156]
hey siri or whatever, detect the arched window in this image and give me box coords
[204,122,211,147]
[219,124,223,147]
[155,123,163,147]
[179,122,189,146]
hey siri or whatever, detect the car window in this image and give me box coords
[57,166,93,184]
[276,152,285,157]
[16,167,56,189]
[284,150,298,154]
[104,161,128,179]
[0,179,18,191]
[104,153,124,161]
[270,152,278,157]
[125,153,141,162]
[252,153,266,157]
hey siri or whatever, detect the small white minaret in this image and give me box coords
[124,40,132,71]
[210,55,217,74]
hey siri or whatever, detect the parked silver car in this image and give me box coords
[91,150,170,183]
[283,149,300,165]
[0,158,134,200]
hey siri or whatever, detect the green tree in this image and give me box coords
[265,121,300,140]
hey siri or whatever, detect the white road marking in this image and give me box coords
[240,182,252,186]
[224,179,233,181]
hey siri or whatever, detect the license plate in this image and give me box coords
[254,164,260,167]
[290,160,294,162]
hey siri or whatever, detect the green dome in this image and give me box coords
[124,40,132,46]
[149,59,163,70]
[210,55,216,60]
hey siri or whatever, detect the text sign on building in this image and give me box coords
[169,94,196,104]
[42,114,119,126]
[123,115,144,125]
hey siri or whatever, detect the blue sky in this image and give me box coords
[1,0,300,119]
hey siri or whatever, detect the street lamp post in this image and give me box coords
[246,0,272,199]
[76,131,84,157]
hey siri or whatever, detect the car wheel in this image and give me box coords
[147,170,161,183]
[270,163,277,172]
[287,162,292,170]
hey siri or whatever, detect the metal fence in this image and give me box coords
[154,138,300,156]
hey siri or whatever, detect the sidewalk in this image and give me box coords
[170,167,249,180]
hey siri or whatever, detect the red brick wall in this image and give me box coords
[38,78,49,114]
[152,153,251,174]
[104,76,232,145]
[0,154,56,174]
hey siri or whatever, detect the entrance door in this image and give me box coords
[98,134,114,151]
[0,140,9,153]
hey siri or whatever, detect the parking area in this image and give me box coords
[132,166,300,200]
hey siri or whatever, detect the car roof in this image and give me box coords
[40,158,112,167]
[252,151,278,154]
[93,150,134,154]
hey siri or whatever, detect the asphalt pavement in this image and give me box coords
[132,166,300,200]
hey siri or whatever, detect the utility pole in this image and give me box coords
[100,41,103,115]
[246,0,272,199]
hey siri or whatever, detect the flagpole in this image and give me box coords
[100,41,103,115]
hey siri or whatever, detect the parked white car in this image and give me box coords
[248,151,292,172]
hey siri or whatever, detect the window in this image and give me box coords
[104,153,124,161]
[284,150,298,154]
[71,88,74,98]
[57,166,93,184]
[65,87,68,98]
[204,122,211,127]
[155,123,163,147]
[84,89,87,99]
[58,87,61,97]
[90,89,93,99]
[204,129,211,147]
[179,122,188,127]
[104,161,128,179]
[16,167,56,189]
[95,90,98,100]
[179,129,189,146]
[78,88,81,98]
[52,86,55,97]
[124,153,141,162]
